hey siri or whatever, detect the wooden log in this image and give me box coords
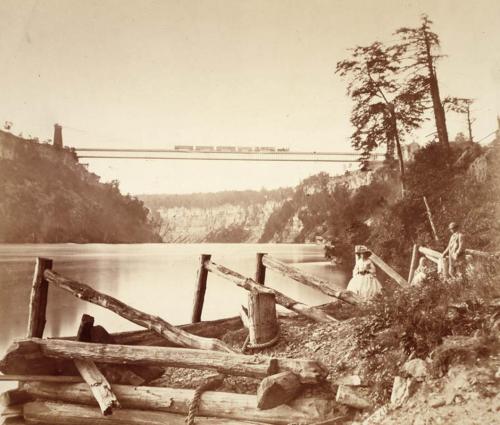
[0,375,83,383]
[96,316,244,347]
[192,254,211,323]
[408,244,419,284]
[23,401,263,425]
[22,382,334,425]
[1,405,23,421]
[256,372,302,410]
[262,255,359,305]
[418,246,441,259]
[43,269,234,353]
[27,258,53,338]
[255,253,267,285]
[247,291,278,345]
[465,249,500,259]
[8,339,328,384]
[0,389,31,407]
[239,306,250,330]
[1,417,28,425]
[74,314,120,416]
[441,256,449,279]
[423,196,440,242]
[367,250,408,287]
[205,261,337,323]
[74,360,119,415]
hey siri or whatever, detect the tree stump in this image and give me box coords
[247,290,278,346]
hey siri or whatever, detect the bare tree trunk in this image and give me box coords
[423,29,450,152]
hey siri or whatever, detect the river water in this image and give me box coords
[0,243,347,390]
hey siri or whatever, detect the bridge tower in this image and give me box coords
[53,123,63,149]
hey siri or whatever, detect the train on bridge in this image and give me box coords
[173,145,290,153]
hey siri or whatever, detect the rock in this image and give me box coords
[390,377,416,408]
[402,359,428,380]
[362,406,389,425]
[336,384,372,410]
[429,396,445,408]
[336,375,362,386]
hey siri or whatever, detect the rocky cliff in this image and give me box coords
[157,200,283,243]
[0,130,161,243]
[142,162,399,243]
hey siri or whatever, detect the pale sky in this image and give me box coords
[1,0,499,194]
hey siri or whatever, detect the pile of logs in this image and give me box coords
[0,256,345,425]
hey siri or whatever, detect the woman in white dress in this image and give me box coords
[346,245,383,300]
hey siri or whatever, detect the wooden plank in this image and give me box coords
[257,372,302,410]
[74,314,120,415]
[367,250,408,287]
[192,254,211,323]
[205,261,337,323]
[7,339,328,384]
[418,246,441,259]
[27,258,53,338]
[255,253,267,285]
[262,255,359,305]
[408,244,419,284]
[43,269,234,353]
[23,401,264,425]
[239,306,250,330]
[247,291,278,345]
[22,382,334,425]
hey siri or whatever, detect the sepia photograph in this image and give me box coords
[0,1,499,424]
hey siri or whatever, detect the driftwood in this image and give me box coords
[21,382,333,425]
[248,291,278,345]
[262,255,359,305]
[74,315,120,415]
[6,339,328,384]
[465,248,500,259]
[205,261,337,323]
[368,250,408,287]
[23,401,263,425]
[27,258,53,338]
[192,254,211,323]
[257,372,303,410]
[335,385,371,410]
[43,268,234,353]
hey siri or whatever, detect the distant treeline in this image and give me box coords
[140,188,293,210]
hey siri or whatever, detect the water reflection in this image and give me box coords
[0,243,347,379]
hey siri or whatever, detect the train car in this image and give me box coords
[194,145,215,151]
[174,145,194,151]
[216,146,237,152]
[277,147,290,152]
[257,147,276,152]
[237,146,254,152]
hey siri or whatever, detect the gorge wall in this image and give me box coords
[142,162,399,243]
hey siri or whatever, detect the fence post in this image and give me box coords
[248,290,278,346]
[408,244,419,284]
[27,257,53,338]
[255,253,267,285]
[191,254,211,323]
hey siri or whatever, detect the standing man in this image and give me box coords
[442,222,466,277]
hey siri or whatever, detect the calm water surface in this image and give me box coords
[0,243,346,389]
